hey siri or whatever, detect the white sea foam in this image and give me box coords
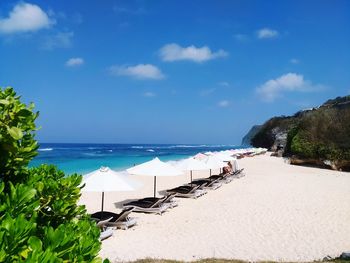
[88,147,100,150]
[38,148,53,151]
[146,149,155,152]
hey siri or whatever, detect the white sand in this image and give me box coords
[79,154,350,262]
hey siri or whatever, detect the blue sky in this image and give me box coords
[1,0,349,144]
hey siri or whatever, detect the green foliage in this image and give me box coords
[0,87,103,262]
[287,107,350,161]
[285,126,298,155]
[28,165,86,229]
[322,95,350,107]
[253,94,350,167]
[0,87,39,184]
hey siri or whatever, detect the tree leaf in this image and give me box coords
[7,126,23,140]
[0,99,9,105]
[28,236,42,251]
[17,109,33,117]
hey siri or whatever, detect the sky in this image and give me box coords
[0,0,349,144]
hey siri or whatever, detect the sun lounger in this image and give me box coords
[166,184,207,198]
[91,207,137,230]
[190,177,222,190]
[208,172,233,183]
[228,168,245,178]
[139,193,178,208]
[206,168,244,183]
[94,216,113,228]
[123,195,169,215]
[91,216,114,240]
[99,228,113,241]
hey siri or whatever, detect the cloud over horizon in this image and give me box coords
[0,2,54,34]
[257,28,279,39]
[256,73,324,102]
[109,64,165,80]
[159,43,228,63]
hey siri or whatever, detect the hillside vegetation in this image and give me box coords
[250,95,350,171]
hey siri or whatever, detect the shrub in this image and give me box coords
[0,87,104,262]
[0,87,38,184]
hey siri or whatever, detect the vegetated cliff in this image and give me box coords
[249,95,350,171]
[241,125,262,146]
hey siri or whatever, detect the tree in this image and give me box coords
[0,87,105,262]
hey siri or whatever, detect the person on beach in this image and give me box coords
[223,163,232,174]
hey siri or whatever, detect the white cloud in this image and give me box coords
[109,64,165,80]
[256,73,324,102]
[257,28,279,39]
[159,43,228,63]
[42,31,74,50]
[290,58,299,64]
[66,57,84,67]
[143,92,156,97]
[0,2,54,34]
[218,100,230,107]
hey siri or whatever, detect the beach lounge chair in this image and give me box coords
[138,193,178,208]
[99,228,113,241]
[228,168,245,179]
[94,216,113,228]
[91,207,137,230]
[236,168,245,177]
[91,216,114,241]
[123,195,169,215]
[190,177,222,190]
[166,184,207,198]
[208,172,233,183]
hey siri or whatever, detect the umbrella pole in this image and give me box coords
[210,169,212,177]
[101,191,104,220]
[154,176,157,198]
[190,170,193,186]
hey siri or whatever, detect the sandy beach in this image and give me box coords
[79,154,350,262]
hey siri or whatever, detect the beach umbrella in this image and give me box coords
[193,152,208,161]
[215,152,239,170]
[174,157,210,183]
[214,152,236,162]
[204,155,227,169]
[82,167,139,213]
[204,155,227,175]
[127,157,183,197]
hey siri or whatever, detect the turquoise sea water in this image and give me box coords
[30,143,242,175]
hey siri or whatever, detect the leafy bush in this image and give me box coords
[287,107,350,161]
[0,87,104,262]
[0,87,38,184]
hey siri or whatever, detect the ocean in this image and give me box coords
[30,143,242,175]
